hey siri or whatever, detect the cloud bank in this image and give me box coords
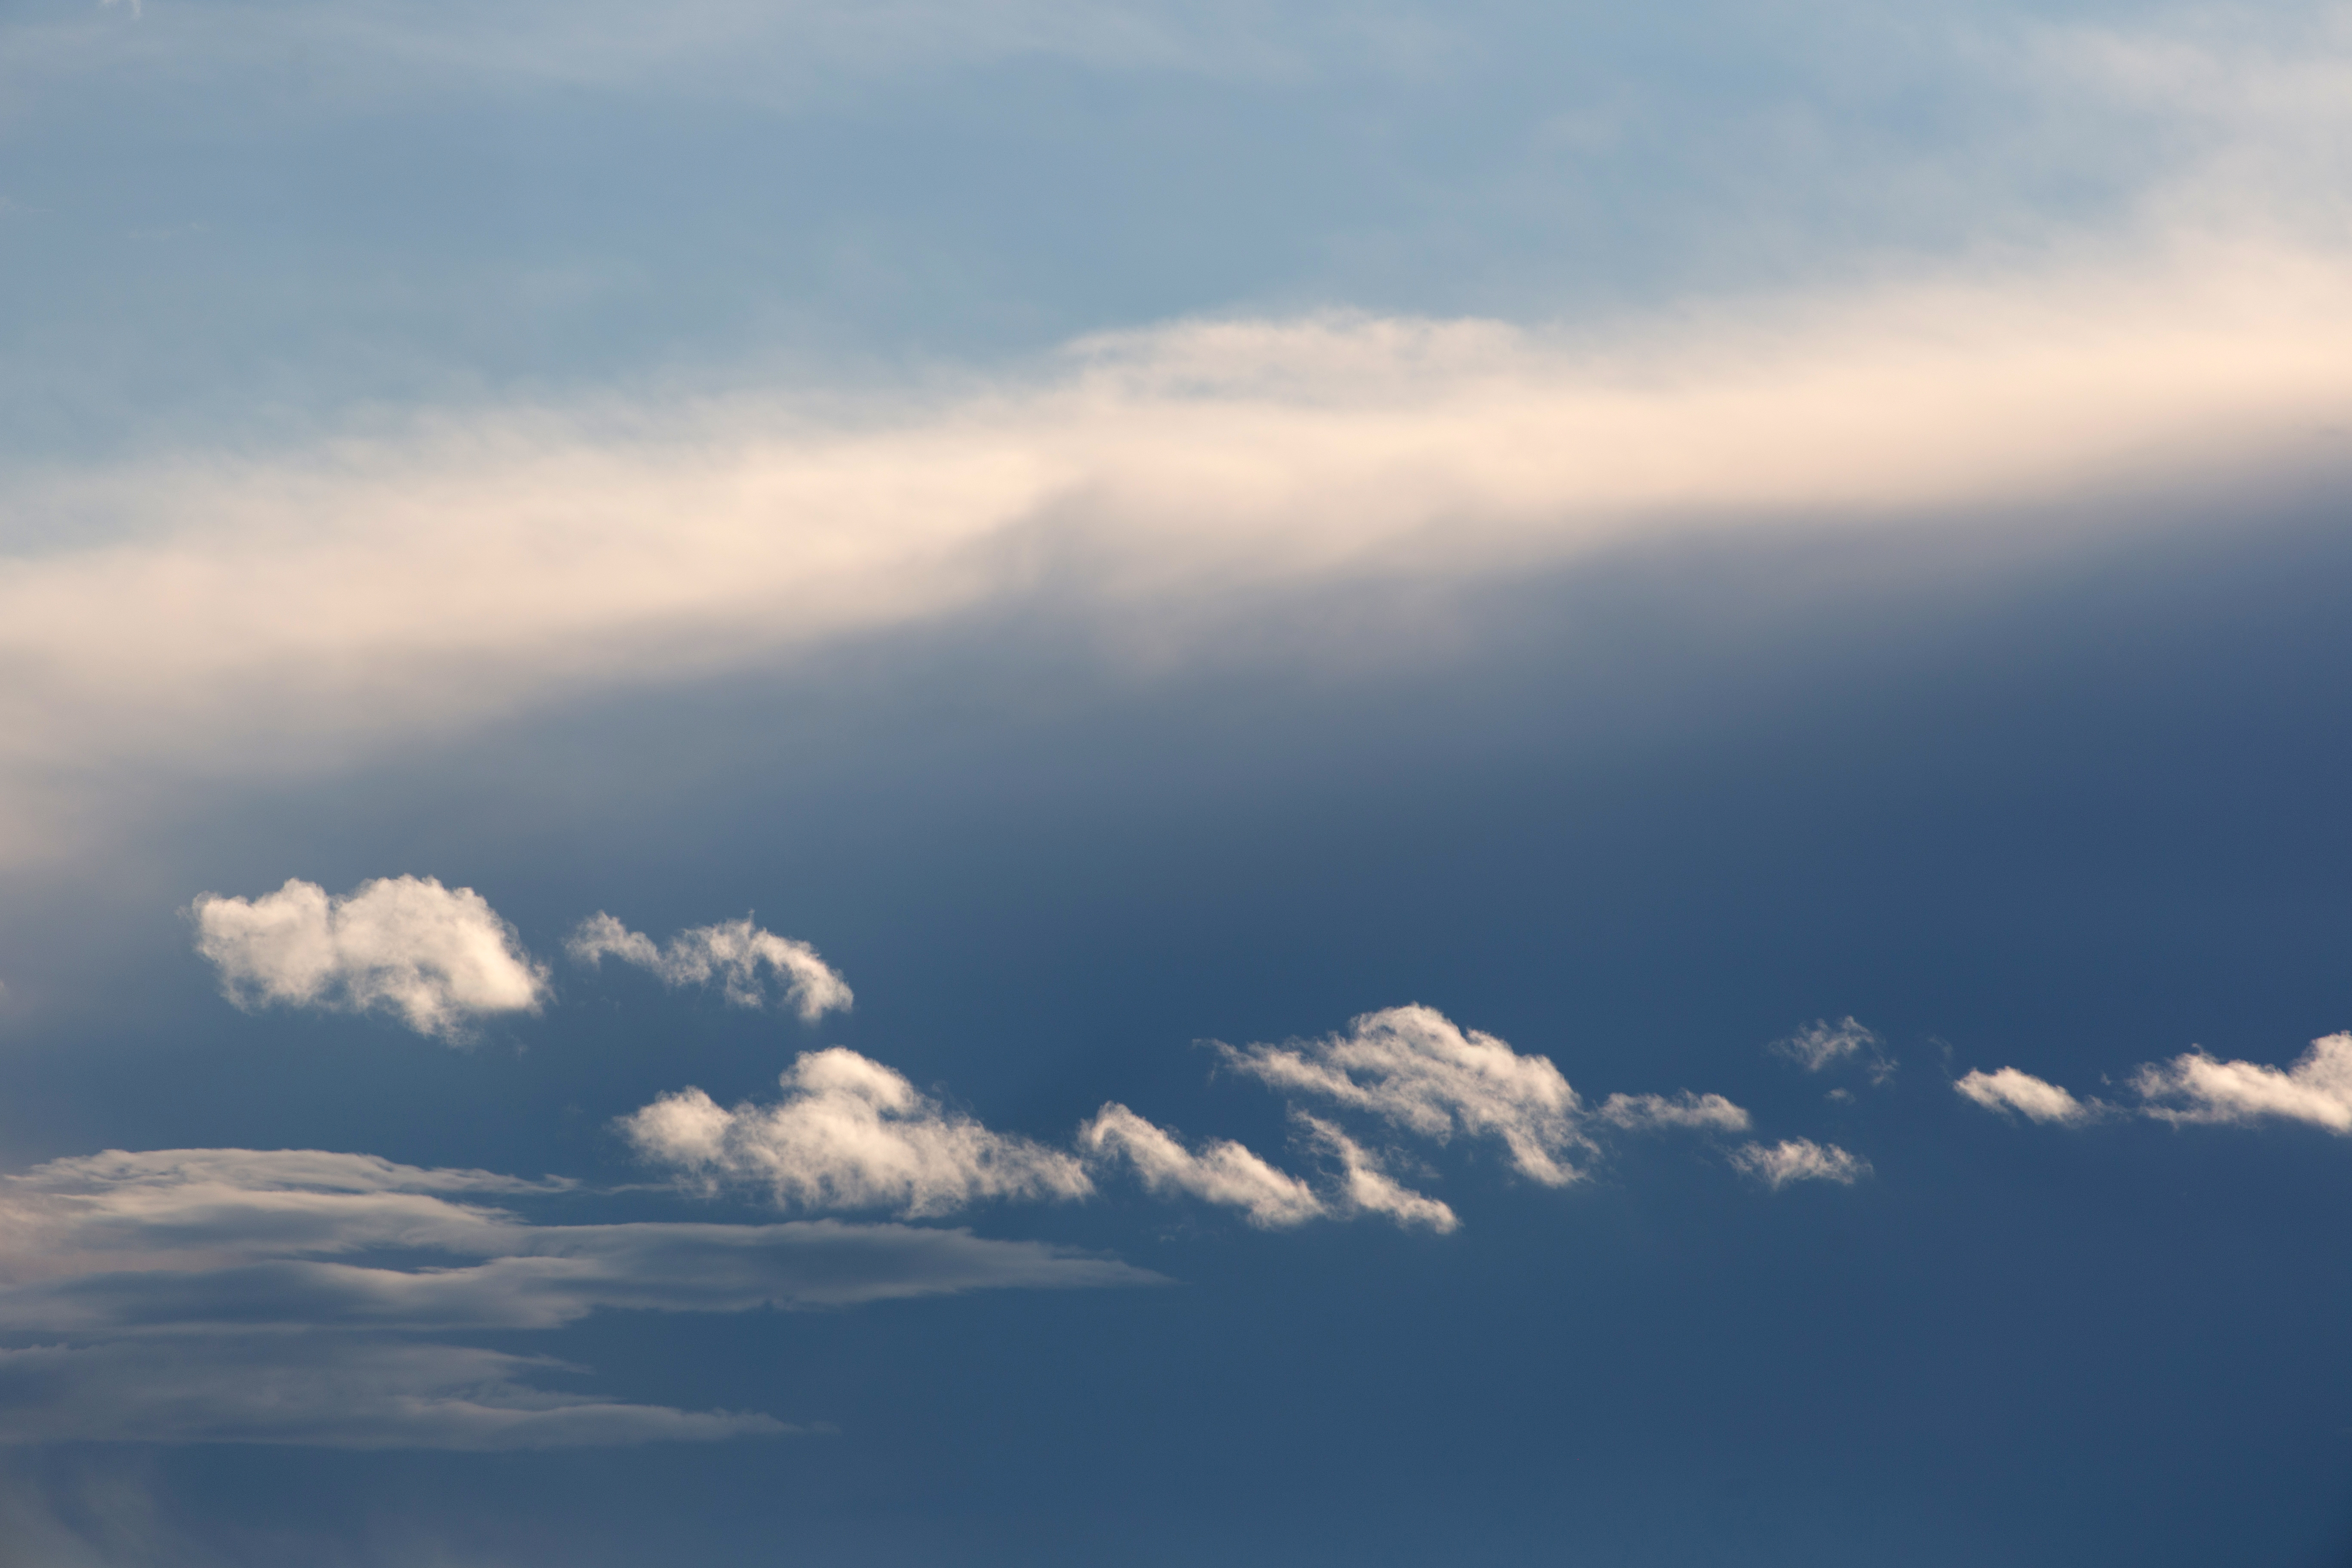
[11,231,2352,867]
[190,876,547,1041]
[0,1146,1150,1447]
[570,912,852,1020]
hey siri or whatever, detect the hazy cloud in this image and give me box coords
[0,1146,1149,1447]
[1954,1066,2098,1124]
[1596,1091,1752,1133]
[569,912,851,1021]
[12,236,2352,870]
[190,876,547,1041]
[623,1048,1093,1218]
[1728,1139,1870,1188]
[1771,1017,1894,1082]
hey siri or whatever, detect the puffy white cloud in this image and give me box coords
[1596,1091,1752,1133]
[1770,1017,1893,1081]
[1728,1139,1871,1188]
[0,1145,1151,1447]
[2132,1032,2352,1131]
[1954,1067,2098,1125]
[1218,1004,1589,1185]
[569,912,851,1021]
[1076,1103,1325,1228]
[190,876,546,1041]
[623,1047,1093,1217]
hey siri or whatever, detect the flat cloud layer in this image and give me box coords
[190,876,548,1041]
[0,1147,1152,1447]
[8,234,2352,866]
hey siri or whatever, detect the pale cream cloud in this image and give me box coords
[1727,1138,1871,1188]
[2132,1031,2352,1131]
[1954,1066,2098,1125]
[623,1047,1094,1217]
[1078,1103,1326,1228]
[190,876,547,1041]
[9,237,2352,867]
[569,912,851,1021]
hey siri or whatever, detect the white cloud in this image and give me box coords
[12,232,2352,869]
[0,1145,1151,1448]
[1596,1090,1752,1133]
[1770,1017,1893,1081]
[622,1047,1093,1217]
[569,912,851,1021]
[1218,1004,1589,1185]
[2132,1031,2352,1131]
[190,876,547,1041]
[1954,1066,2098,1124]
[1076,1103,1326,1228]
[1728,1139,1870,1188]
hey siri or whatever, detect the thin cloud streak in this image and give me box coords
[0,1146,1152,1448]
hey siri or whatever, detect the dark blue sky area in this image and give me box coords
[3,496,2348,1565]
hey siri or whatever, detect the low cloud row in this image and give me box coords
[191,875,850,1039]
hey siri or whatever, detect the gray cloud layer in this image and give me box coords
[0,1148,1151,1448]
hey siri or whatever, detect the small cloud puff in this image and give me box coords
[1954,1066,2099,1124]
[622,1048,1091,1218]
[1728,1139,1871,1188]
[190,876,547,1041]
[1771,1017,1894,1082]
[569,913,851,1022]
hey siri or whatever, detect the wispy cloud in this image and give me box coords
[1770,1017,1894,1083]
[1954,1066,2100,1124]
[569,912,851,1021]
[622,1048,1094,1217]
[1076,1104,1326,1228]
[1727,1139,1870,1188]
[190,876,547,1041]
[1216,1004,1591,1185]
[1216,1004,1753,1187]
[0,1146,1150,1447]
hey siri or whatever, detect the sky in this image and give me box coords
[3,0,2352,1563]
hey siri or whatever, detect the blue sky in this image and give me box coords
[4,1,2352,1563]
